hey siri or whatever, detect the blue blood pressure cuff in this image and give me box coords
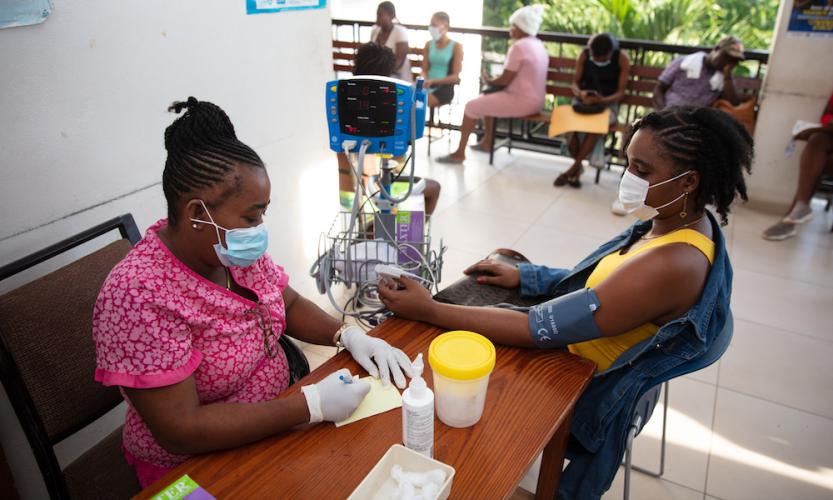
[527,288,603,348]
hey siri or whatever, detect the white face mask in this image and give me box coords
[428,25,443,41]
[618,170,692,221]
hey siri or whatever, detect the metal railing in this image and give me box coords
[332,19,770,165]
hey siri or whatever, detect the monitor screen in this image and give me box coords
[338,79,398,137]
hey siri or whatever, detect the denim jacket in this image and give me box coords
[517,211,733,500]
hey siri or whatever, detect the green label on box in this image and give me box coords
[397,211,412,224]
[152,474,199,500]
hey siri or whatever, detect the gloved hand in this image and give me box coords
[300,368,371,423]
[342,326,414,388]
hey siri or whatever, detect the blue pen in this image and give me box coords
[339,375,354,384]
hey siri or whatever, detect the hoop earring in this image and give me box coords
[680,192,688,219]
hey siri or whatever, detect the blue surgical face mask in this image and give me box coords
[190,200,269,268]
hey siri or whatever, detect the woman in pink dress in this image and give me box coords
[437,4,549,164]
[92,97,413,488]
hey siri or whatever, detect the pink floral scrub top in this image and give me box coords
[92,219,291,486]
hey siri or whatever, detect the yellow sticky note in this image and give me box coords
[335,377,403,427]
[548,105,611,137]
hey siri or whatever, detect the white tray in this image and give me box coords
[347,444,456,500]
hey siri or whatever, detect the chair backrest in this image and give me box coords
[332,40,423,80]
[544,56,763,110]
[0,214,140,498]
[634,310,734,433]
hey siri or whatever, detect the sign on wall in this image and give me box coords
[246,0,326,15]
[0,0,52,29]
[788,0,833,36]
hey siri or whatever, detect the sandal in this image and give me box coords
[554,173,571,187]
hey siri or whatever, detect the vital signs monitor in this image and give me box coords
[326,76,426,156]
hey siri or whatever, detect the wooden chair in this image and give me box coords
[332,40,424,81]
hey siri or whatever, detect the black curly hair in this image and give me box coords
[162,97,264,226]
[622,106,753,225]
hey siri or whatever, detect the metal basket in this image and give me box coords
[318,210,444,288]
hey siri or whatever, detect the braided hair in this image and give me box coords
[354,42,396,76]
[162,97,264,225]
[622,106,753,225]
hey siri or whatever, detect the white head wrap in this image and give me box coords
[508,4,545,37]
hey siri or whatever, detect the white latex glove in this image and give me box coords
[341,326,414,388]
[300,368,371,423]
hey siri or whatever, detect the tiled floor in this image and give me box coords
[300,134,833,500]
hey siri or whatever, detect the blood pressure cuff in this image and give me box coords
[527,288,603,349]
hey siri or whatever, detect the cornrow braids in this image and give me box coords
[622,106,753,225]
[354,42,396,76]
[162,97,264,225]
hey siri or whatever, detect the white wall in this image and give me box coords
[749,0,833,208]
[0,1,337,497]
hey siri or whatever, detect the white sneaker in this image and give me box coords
[611,199,627,216]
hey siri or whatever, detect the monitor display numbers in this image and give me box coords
[338,80,398,137]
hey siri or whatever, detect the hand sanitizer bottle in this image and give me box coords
[402,353,434,457]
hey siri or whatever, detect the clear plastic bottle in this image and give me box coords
[402,353,434,457]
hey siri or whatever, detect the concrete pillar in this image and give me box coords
[749,0,833,210]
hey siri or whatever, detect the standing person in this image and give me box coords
[652,35,745,109]
[555,33,630,188]
[422,11,464,109]
[436,4,549,164]
[763,90,833,240]
[370,1,412,82]
[93,97,413,487]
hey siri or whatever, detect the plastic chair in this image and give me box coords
[0,215,310,498]
[622,312,733,500]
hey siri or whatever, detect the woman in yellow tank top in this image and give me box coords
[378,107,751,373]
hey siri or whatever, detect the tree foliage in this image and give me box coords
[482,0,778,50]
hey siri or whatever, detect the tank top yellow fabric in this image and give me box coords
[568,229,715,372]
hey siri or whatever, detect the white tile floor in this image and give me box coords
[301,133,833,500]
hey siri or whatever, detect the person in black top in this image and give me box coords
[555,33,630,188]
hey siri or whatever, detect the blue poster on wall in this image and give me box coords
[788,0,833,36]
[246,0,326,15]
[0,0,53,29]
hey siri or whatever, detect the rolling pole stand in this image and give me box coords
[374,156,398,244]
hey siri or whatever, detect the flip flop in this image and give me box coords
[436,154,465,164]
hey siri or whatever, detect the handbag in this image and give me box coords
[712,98,756,135]
[279,335,310,386]
[572,97,607,115]
[433,248,544,308]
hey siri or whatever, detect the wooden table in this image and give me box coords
[137,318,595,499]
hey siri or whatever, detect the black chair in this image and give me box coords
[817,172,833,232]
[0,215,142,499]
[0,214,310,498]
[621,313,733,500]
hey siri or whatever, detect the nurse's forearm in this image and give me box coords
[426,302,535,348]
[125,385,310,456]
[285,294,342,346]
